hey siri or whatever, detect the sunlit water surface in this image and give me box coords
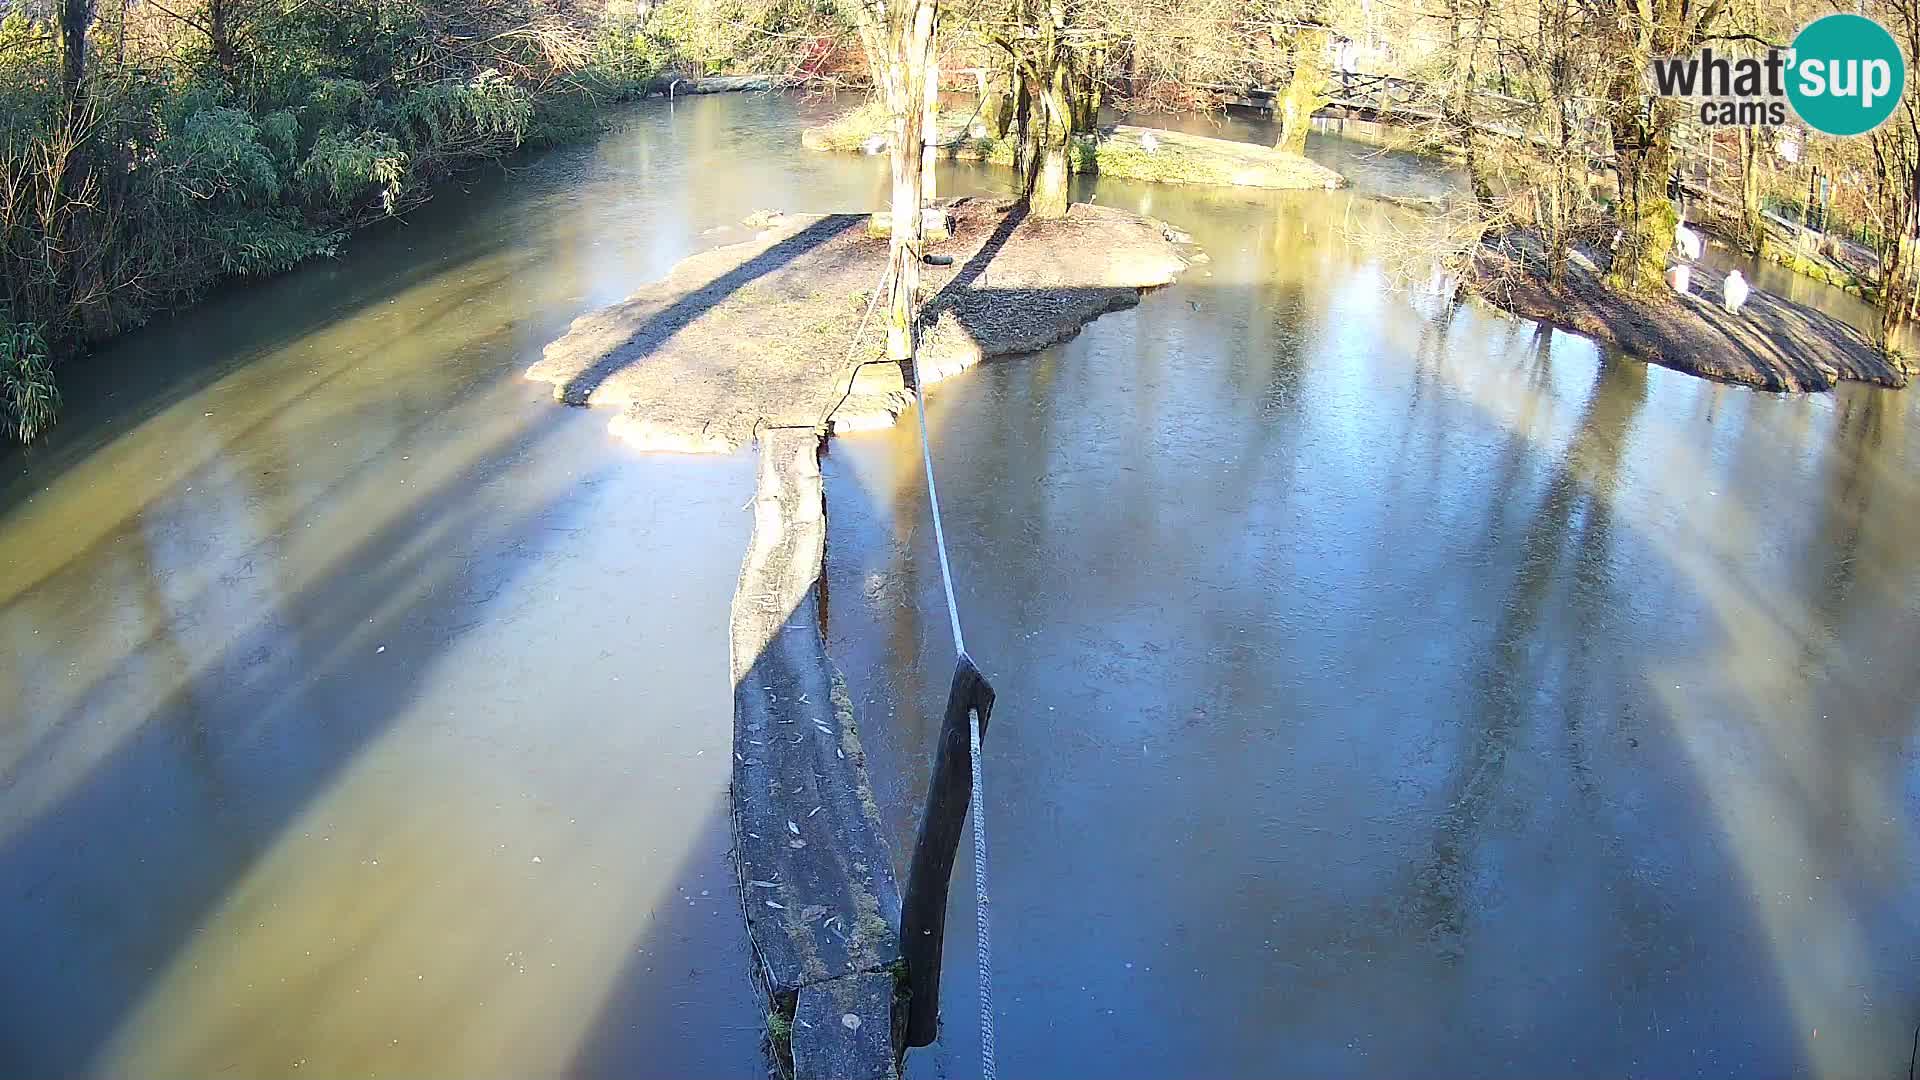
[2,92,1916,1079]
[0,91,967,1079]
[826,116,1920,1080]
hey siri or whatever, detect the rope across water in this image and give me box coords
[910,346,996,1080]
[967,692,996,1080]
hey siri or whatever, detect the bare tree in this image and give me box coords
[853,0,942,356]
[1866,0,1920,339]
[983,0,1085,216]
[1594,0,1727,294]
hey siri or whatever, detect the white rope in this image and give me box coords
[828,250,994,1078]
[909,345,994,1080]
[968,701,996,1080]
[910,362,966,657]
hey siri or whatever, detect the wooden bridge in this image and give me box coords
[1220,72,1540,136]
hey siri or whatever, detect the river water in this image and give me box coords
[2,92,1915,1078]
[823,124,1920,1077]
[0,92,917,1078]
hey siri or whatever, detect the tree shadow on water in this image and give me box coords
[804,275,1913,1078]
[563,432,908,1080]
[0,203,862,1075]
[0,208,528,523]
[564,797,768,1080]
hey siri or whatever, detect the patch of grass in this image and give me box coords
[943,126,1343,188]
[800,100,890,152]
[766,1006,795,1079]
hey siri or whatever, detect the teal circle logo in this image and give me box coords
[1787,14,1905,136]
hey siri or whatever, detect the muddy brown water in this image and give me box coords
[0,92,934,1078]
[1,92,1916,1078]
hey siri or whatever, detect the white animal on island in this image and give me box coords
[1674,208,1703,261]
[1139,130,1160,153]
[861,133,887,155]
[1723,268,1751,314]
[1668,263,1692,296]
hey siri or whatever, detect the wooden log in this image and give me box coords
[899,653,995,1048]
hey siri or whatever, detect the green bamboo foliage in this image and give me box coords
[0,320,57,445]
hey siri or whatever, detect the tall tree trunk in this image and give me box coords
[1275,28,1329,156]
[1606,96,1679,294]
[1600,0,1709,296]
[1881,164,1920,343]
[1739,126,1766,256]
[998,0,1076,217]
[1029,49,1071,218]
[1541,0,1578,284]
[887,0,938,366]
[981,69,1013,137]
[922,46,939,204]
[1070,47,1103,133]
[59,0,93,98]
[208,0,241,83]
[1441,0,1493,209]
[114,0,128,68]
[1547,94,1575,283]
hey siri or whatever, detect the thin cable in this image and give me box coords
[909,357,966,656]
[815,259,894,434]
[909,329,990,1077]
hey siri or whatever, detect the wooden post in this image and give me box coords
[900,654,995,1048]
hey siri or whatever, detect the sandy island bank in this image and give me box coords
[526,197,1193,451]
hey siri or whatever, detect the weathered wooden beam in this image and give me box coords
[899,653,995,1048]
